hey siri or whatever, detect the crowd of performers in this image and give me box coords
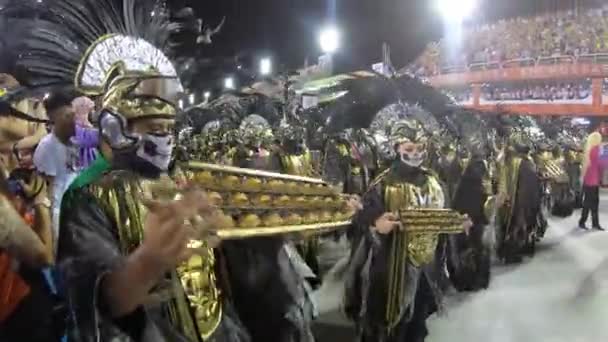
[0,0,592,342]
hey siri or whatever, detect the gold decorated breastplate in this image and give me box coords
[497,156,523,230]
[281,151,313,176]
[384,176,444,266]
[382,173,445,333]
[90,173,221,341]
[536,152,566,182]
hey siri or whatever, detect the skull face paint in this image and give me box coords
[397,141,426,168]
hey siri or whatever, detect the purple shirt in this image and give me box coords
[71,125,99,169]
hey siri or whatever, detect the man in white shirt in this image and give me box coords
[33,92,78,251]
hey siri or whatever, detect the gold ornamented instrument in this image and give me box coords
[398,208,469,233]
[536,152,567,183]
[385,207,467,333]
[182,161,354,240]
[394,208,467,268]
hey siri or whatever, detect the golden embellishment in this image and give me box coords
[74,34,182,120]
[184,161,354,239]
[497,155,523,230]
[215,221,350,239]
[90,173,222,340]
[399,209,468,267]
[399,209,469,232]
[337,144,350,157]
[536,151,567,183]
[382,174,465,333]
[238,214,261,228]
[177,243,223,340]
[75,34,178,94]
[280,150,315,177]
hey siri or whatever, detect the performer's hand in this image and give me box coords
[103,190,216,318]
[195,210,225,248]
[140,190,215,274]
[373,212,401,235]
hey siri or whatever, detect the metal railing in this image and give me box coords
[440,64,468,74]
[421,53,608,76]
[468,62,487,71]
[502,58,537,68]
[576,53,608,64]
[537,55,575,65]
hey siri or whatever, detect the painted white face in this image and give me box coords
[136,133,174,171]
[397,141,426,168]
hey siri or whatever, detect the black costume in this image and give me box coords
[345,161,447,342]
[7,0,253,340]
[186,107,317,342]
[447,156,492,291]
[496,135,542,263]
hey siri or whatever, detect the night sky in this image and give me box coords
[177,0,443,71]
[0,0,602,85]
[179,0,599,73]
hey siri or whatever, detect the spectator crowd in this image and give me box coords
[481,81,592,102]
[412,6,608,77]
[446,80,593,104]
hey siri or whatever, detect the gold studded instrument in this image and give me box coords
[536,151,568,183]
[183,161,354,240]
[384,207,467,333]
[399,208,468,233]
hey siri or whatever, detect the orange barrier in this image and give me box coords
[465,103,608,116]
[430,63,607,87]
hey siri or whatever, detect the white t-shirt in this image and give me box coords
[33,133,79,249]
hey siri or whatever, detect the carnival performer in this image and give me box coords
[223,112,316,342]
[535,141,573,218]
[319,128,379,275]
[179,92,316,342]
[322,128,380,197]
[275,121,327,285]
[495,129,542,263]
[177,106,234,165]
[564,140,584,208]
[315,75,402,253]
[7,0,252,340]
[345,118,471,342]
[447,147,493,291]
[433,143,465,205]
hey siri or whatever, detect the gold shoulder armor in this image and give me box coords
[367,168,391,191]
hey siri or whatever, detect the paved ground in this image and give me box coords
[427,195,608,342]
[314,194,608,341]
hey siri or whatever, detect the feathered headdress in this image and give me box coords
[305,73,398,134]
[4,0,182,120]
[304,71,499,158]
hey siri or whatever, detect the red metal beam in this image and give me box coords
[464,103,608,116]
[430,63,607,87]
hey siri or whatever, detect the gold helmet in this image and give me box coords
[389,119,428,145]
[11,0,182,122]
